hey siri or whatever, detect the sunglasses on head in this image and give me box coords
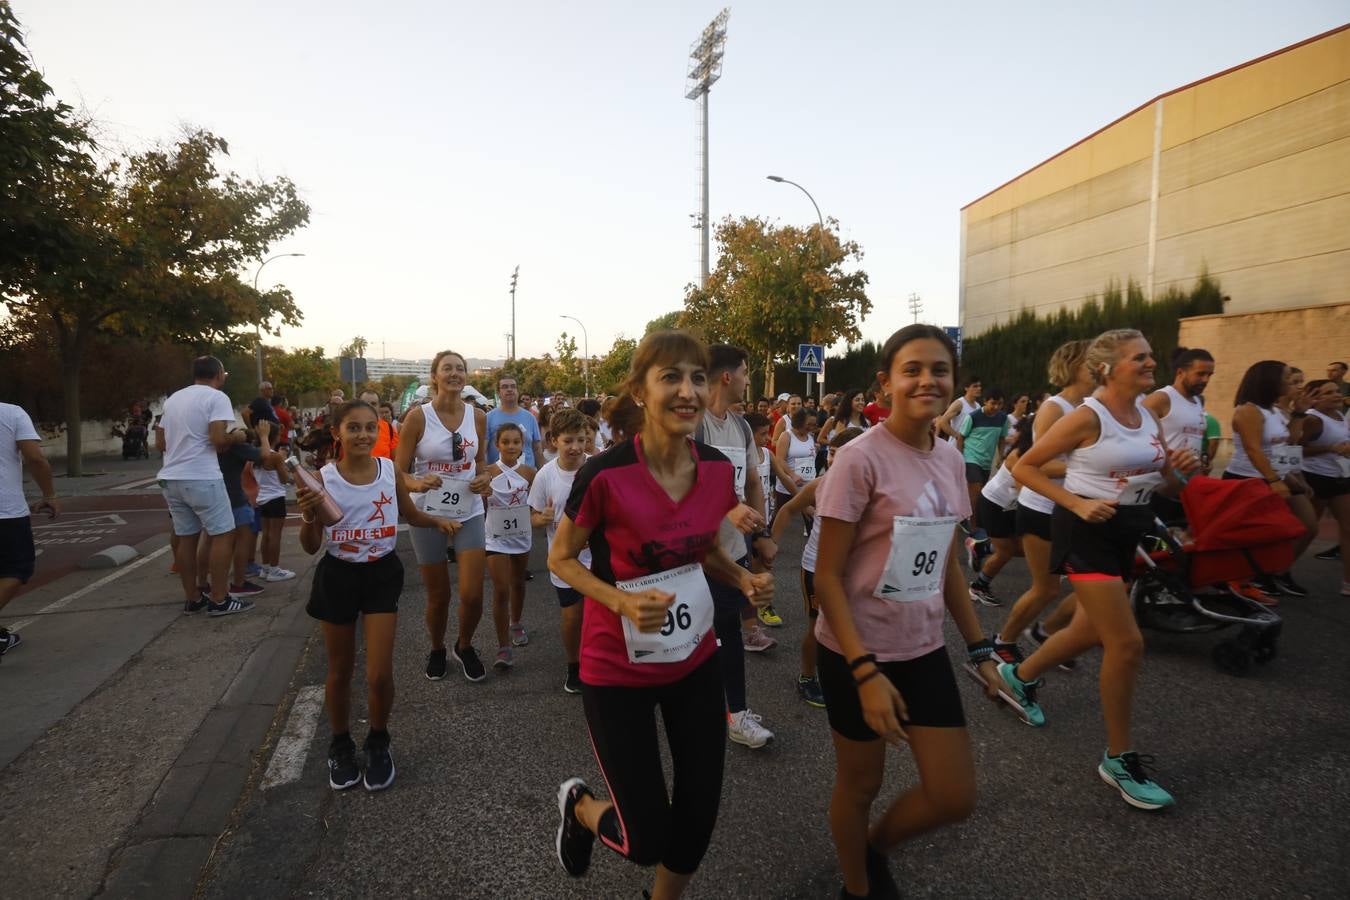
[452,431,464,462]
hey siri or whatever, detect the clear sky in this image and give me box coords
[15,0,1347,362]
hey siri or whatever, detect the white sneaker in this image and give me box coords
[728,709,773,748]
[742,625,777,653]
[264,565,296,582]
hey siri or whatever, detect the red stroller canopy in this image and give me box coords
[1180,475,1307,552]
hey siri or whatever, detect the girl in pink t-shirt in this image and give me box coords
[813,324,1002,899]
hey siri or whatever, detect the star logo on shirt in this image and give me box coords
[1149,434,1165,464]
[507,485,530,506]
[368,491,394,526]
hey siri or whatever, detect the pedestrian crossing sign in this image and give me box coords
[797,343,823,374]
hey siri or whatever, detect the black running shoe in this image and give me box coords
[992,640,1023,666]
[969,583,1002,607]
[1273,573,1309,598]
[452,643,487,682]
[564,667,583,694]
[183,593,209,615]
[0,627,21,658]
[362,730,395,791]
[555,777,596,877]
[328,734,361,791]
[425,648,448,680]
[1314,545,1341,561]
[207,596,254,617]
[865,844,901,900]
[1023,623,1076,671]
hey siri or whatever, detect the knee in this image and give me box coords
[367,668,394,696]
[834,769,884,807]
[1105,630,1145,664]
[929,781,977,825]
[618,809,670,868]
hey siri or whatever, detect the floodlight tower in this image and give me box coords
[908,293,924,323]
[686,8,729,289]
[509,265,520,362]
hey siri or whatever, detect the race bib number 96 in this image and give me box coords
[617,563,714,664]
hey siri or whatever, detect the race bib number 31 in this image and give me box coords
[874,516,959,603]
[616,563,714,664]
[486,504,528,541]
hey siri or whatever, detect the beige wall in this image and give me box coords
[962,26,1350,338]
[1178,303,1350,465]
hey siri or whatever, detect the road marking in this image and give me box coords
[34,513,128,529]
[112,476,162,491]
[261,685,326,789]
[9,544,171,633]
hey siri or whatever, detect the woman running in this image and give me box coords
[395,350,494,683]
[1001,329,1198,810]
[1226,360,1318,598]
[1300,379,1350,595]
[993,340,1095,668]
[297,400,457,791]
[775,408,818,535]
[551,331,774,899]
[814,325,1001,899]
[485,422,536,666]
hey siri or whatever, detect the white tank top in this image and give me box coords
[1303,410,1350,478]
[756,446,771,519]
[1062,397,1164,501]
[980,461,1020,510]
[1019,395,1077,514]
[1157,385,1206,456]
[255,466,286,504]
[413,402,481,521]
[779,430,817,492]
[1226,405,1290,479]
[948,396,978,443]
[485,459,532,554]
[321,457,399,562]
[801,516,821,574]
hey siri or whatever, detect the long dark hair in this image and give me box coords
[1234,360,1287,409]
[836,389,866,428]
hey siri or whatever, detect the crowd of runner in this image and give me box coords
[2,331,1348,899]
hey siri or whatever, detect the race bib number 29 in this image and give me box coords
[423,477,476,520]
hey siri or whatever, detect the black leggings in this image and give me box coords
[581,654,727,874]
[709,569,748,714]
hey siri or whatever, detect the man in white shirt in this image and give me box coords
[0,402,58,658]
[158,356,252,617]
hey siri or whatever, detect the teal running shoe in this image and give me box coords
[1098,750,1175,810]
[995,662,1046,727]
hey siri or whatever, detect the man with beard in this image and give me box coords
[1143,347,1214,526]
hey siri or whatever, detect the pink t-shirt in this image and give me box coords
[566,434,737,687]
[813,424,970,662]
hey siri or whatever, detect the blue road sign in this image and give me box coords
[944,326,962,359]
[797,343,824,374]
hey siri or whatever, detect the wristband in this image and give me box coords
[854,667,883,688]
[301,512,316,524]
[848,653,877,672]
[966,639,996,666]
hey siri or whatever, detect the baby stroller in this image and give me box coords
[1130,475,1303,676]
[113,419,150,459]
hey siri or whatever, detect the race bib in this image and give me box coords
[486,504,529,542]
[616,563,714,664]
[423,477,476,520]
[1116,472,1164,506]
[794,457,817,482]
[714,445,748,500]
[873,516,960,603]
[1270,445,1302,477]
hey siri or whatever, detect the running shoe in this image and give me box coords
[992,640,1023,666]
[1253,574,1283,598]
[494,647,514,670]
[969,583,1001,607]
[245,562,264,578]
[729,709,773,748]
[0,627,21,657]
[563,667,583,694]
[184,593,210,615]
[1098,750,1174,810]
[510,622,529,647]
[995,662,1045,727]
[328,734,361,791]
[207,596,255,617]
[362,730,396,791]
[425,648,448,680]
[757,604,784,628]
[556,777,596,877]
[1227,580,1278,607]
[797,675,826,708]
[451,643,487,682]
[263,565,296,582]
[865,844,902,900]
[743,625,777,652]
[1023,623,1077,671]
[1314,545,1341,561]
[1272,572,1309,598]
[228,580,266,596]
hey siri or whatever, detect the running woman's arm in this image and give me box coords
[1029,400,1070,479]
[549,515,674,633]
[396,464,460,535]
[469,408,493,496]
[701,543,774,608]
[1231,404,1286,494]
[768,451,800,496]
[1141,390,1171,420]
[295,471,327,555]
[775,431,805,489]
[1146,412,1200,496]
[1013,407,1117,522]
[393,405,439,493]
[941,529,1000,699]
[769,480,818,543]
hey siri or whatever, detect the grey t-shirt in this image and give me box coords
[699,409,757,563]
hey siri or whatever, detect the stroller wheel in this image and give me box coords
[1254,634,1278,664]
[1212,640,1253,676]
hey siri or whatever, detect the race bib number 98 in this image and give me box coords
[874,516,959,603]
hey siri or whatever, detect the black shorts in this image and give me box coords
[0,516,36,584]
[259,497,287,519]
[964,463,990,484]
[556,585,582,608]
[977,495,1016,539]
[306,551,403,625]
[800,569,817,618]
[1305,471,1350,499]
[1050,502,1154,580]
[817,644,966,739]
[1149,493,1185,527]
[1015,504,1052,541]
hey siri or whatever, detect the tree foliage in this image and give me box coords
[264,345,335,402]
[593,334,637,394]
[683,216,870,394]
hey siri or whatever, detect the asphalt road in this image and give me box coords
[199,524,1350,899]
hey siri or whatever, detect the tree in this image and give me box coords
[554,332,585,397]
[1,128,310,474]
[683,216,870,395]
[265,345,336,403]
[593,334,637,395]
[644,311,682,334]
[339,335,368,359]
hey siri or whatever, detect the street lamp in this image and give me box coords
[253,253,305,387]
[559,315,590,398]
[768,175,827,403]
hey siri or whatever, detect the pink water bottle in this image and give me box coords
[285,456,343,526]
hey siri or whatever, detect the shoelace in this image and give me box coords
[1021,677,1042,705]
[1119,752,1158,784]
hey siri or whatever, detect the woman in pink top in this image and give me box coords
[814,324,1001,900]
[548,331,774,900]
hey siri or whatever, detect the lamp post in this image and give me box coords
[559,315,589,398]
[767,175,826,402]
[253,252,305,387]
